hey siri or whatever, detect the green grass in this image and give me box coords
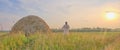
[0,32,120,50]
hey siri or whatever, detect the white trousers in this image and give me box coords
[63,29,69,34]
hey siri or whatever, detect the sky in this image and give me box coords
[0,0,120,30]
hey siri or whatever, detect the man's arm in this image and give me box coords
[68,25,70,29]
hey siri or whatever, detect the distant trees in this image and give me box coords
[52,27,120,32]
[70,27,112,32]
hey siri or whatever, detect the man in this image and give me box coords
[62,22,70,34]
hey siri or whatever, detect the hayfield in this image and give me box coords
[0,32,120,50]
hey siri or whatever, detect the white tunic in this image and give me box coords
[62,24,70,34]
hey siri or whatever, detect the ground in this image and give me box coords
[0,32,120,50]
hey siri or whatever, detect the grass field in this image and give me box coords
[0,32,120,50]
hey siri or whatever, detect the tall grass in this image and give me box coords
[0,32,120,50]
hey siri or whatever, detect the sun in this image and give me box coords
[105,12,117,20]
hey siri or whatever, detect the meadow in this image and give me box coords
[0,32,120,50]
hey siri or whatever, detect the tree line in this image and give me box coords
[52,27,120,32]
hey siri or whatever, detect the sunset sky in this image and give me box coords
[0,0,120,30]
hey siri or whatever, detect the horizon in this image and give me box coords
[1,27,120,31]
[0,0,120,30]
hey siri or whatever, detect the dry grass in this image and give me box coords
[0,32,120,50]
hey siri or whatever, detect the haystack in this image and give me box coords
[10,15,51,36]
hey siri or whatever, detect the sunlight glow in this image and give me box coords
[106,12,117,20]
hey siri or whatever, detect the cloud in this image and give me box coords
[0,0,120,30]
[0,0,13,7]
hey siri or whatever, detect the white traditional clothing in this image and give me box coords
[62,22,70,34]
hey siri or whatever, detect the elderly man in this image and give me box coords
[62,22,70,34]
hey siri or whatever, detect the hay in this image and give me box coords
[10,15,51,36]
